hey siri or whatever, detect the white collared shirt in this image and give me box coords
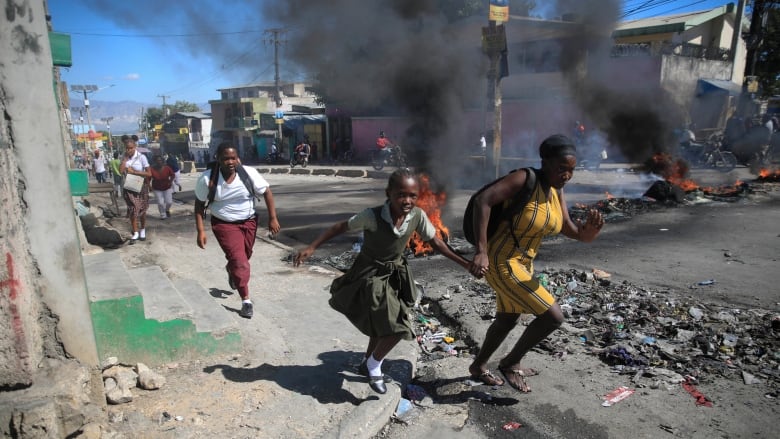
[347,202,436,240]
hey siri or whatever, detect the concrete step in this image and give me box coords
[83,252,140,301]
[84,252,242,365]
[127,265,193,322]
[172,278,238,336]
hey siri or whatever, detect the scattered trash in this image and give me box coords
[393,398,419,424]
[502,421,523,431]
[681,378,713,407]
[592,268,611,279]
[602,386,635,407]
[697,279,716,286]
[742,371,762,385]
[405,384,428,402]
[537,273,549,288]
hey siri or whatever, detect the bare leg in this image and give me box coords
[365,337,379,359]
[499,304,564,391]
[370,334,403,361]
[469,313,519,377]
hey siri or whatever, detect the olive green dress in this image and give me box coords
[329,206,429,340]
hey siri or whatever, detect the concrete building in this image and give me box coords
[209,82,319,161]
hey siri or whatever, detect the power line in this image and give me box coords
[59,29,266,38]
[160,40,266,97]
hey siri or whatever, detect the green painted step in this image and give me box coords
[83,252,242,366]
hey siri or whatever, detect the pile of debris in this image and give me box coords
[100,357,166,405]
[451,268,779,390]
[569,180,762,224]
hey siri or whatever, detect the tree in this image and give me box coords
[144,100,202,127]
[755,5,780,97]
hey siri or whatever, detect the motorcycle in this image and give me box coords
[679,135,737,172]
[265,150,284,164]
[290,151,309,168]
[371,145,407,170]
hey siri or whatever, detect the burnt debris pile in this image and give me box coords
[452,268,779,390]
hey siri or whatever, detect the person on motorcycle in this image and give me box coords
[294,138,311,163]
[376,131,392,162]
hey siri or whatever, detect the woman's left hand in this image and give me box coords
[578,209,604,242]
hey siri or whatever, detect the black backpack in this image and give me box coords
[204,161,259,209]
[462,168,538,245]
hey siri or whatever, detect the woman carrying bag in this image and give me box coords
[119,135,151,244]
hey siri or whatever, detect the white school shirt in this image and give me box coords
[194,166,269,222]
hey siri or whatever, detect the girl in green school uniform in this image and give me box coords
[294,168,475,394]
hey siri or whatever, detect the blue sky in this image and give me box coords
[50,0,735,105]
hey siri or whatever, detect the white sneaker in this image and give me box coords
[160,214,167,220]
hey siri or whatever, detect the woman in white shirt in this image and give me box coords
[194,142,281,319]
[119,135,151,244]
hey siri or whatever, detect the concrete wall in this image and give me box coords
[660,54,734,119]
[0,0,98,387]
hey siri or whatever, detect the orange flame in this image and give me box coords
[409,174,449,256]
[758,168,780,181]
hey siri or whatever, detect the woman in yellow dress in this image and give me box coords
[468,134,604,392]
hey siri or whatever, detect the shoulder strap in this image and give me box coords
[235,165,257,200]
[502,168,538,248]
[501,168,537,221]
[205,161,220,206]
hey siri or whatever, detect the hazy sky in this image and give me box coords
[50,0,734,105]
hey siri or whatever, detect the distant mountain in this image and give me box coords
[71,100,210,134]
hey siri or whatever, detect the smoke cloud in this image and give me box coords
[550,0,683,162]
[262,0,484,186]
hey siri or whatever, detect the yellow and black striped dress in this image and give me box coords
[484,184,563,315]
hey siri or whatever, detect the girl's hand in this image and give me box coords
[293,247,314,267]
[471,251,489,278]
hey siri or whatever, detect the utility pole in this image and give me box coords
[157,94,171,121]
[264,28,287,148]
[483,2,509,178]
[100,117,114,152]
[71,84,98,150]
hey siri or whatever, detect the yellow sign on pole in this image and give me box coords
[275,118,284,125]
[489,0,509,22]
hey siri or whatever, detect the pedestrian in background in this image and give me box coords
[293,168,476,394]
[194,142,280,319]
[467,134,604,392]
[109,152,122,196]
[119,134,151,244]
[93,149,107,183]
[166,154,182,191]
[150,155,175,220]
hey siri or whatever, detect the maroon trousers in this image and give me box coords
[211,215,257,300]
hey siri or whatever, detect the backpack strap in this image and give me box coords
[502,168,538,248]
[205,161,220,208]
[206,163,258,209]
[235,165,257,200]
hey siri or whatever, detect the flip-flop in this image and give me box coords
[498,365,532,393]
[470,369,504,386]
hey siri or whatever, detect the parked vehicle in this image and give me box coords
[266,151,284,164]
[371,145,407,170]
[679,134,737,172]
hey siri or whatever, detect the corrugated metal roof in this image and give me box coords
[614,4,734,38]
